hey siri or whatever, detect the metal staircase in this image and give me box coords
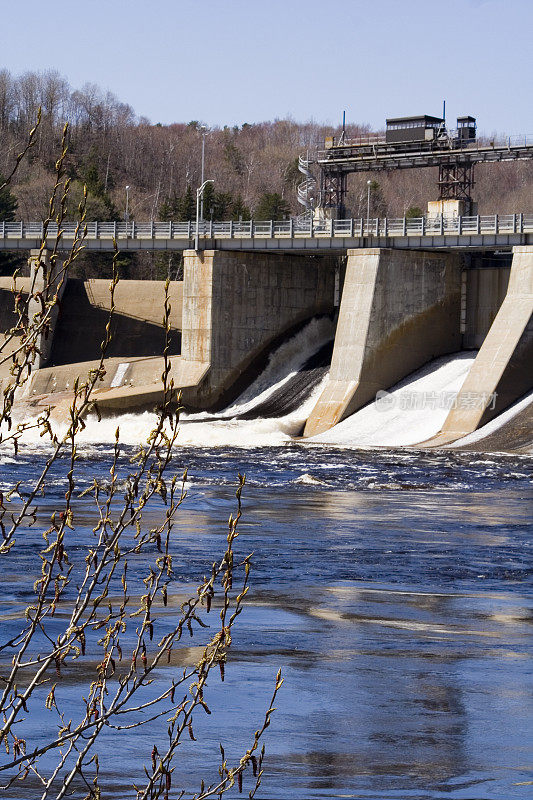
[296,154,319,223]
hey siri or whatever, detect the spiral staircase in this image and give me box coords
[296,154,319,224]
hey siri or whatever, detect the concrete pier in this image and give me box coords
[304,248,462,437]
[180,249,335,409]
[27,249,66,368]
[421,245,533,447]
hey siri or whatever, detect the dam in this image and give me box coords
[1,222,531,451]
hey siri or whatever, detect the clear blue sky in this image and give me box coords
[2,0,532,135]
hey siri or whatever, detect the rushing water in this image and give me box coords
[1,443,532,800]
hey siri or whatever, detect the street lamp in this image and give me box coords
[366,179,372,236]
[200,126,208,222]
[195,180,214,251]
[125,185,130,223]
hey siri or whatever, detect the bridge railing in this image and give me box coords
[1,214,533,242]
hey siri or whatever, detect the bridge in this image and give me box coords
[316,134,533,173]
[1,213,532,252]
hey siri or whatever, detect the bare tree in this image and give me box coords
[0,115,281,800]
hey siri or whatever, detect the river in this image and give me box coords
[1,441,532,800]
[1,318,532,798]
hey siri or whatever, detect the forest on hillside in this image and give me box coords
[1,69,532,276]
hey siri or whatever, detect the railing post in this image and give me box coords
[476,215,480,235]
[131,221,135,239]
[402,217,406,236]
[349,217,354,237]
[250,219,254,238]
[421,216,425,236]
[494,214,498,234]
[150,221,154,238]
[359,218,363,237]
[458,215,462,235]
[309,216,313,237]
[329,217,333,237]
[519,212,524,233]
[187,220,191,239]
[383,217,388,237]
[439,214,444,235]
[269,220,273,238]
[0,221,3,238]
[289,217,294,238]
[20,221,23,238]
[229,220,233,238]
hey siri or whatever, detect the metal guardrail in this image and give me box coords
[321,133,533,151]
[1,214,533,242]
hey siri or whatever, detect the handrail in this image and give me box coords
[1,214,532,243]
[320,132,533,152]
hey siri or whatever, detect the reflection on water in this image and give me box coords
[0,446,532,799]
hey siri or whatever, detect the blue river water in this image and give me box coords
[1,444,532,799]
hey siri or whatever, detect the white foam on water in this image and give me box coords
[172,374,329,447]
[312,352,477,448]
[2,318,334,451]
[449,389,533,448]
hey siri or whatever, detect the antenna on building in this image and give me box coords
[340,110,346,144]
[443,100,446,123]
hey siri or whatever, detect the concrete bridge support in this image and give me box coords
[304,248,462,437]
[180,249,336,409]
[27,249,66,369]
[422,245,533,447]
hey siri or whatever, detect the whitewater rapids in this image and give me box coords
[2,315,530,453]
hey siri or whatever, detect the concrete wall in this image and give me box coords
[0,267,183,368]
[49,279,182,365]
[464,266,510,348]
[304,248,462,436]
[423,245,533,447]
[27,249,66,368]
[0,276,31,331]
[181,249,336,408]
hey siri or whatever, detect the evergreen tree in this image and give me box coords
[202,182,216,220]
[255,192,290,220]
[231,194,251,221]
[177,186,194,221]
[0,177,23,276]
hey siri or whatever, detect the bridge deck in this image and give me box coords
[1,214,532,253]
[316,139,533,173]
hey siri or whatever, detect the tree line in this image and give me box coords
[1,68,531,276]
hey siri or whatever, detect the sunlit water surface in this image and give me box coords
[1,445,532,800]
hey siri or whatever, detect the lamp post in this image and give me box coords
[195,180,214,251]
[366,179,372,236]
[125,184,130,223]
[200,126,208,222]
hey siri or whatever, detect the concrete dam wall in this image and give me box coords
[49,279,182,365]
[1,244,531,446]
[180,249,336,409]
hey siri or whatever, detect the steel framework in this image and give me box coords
[313,134,533,216]
[438,161,475,200]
